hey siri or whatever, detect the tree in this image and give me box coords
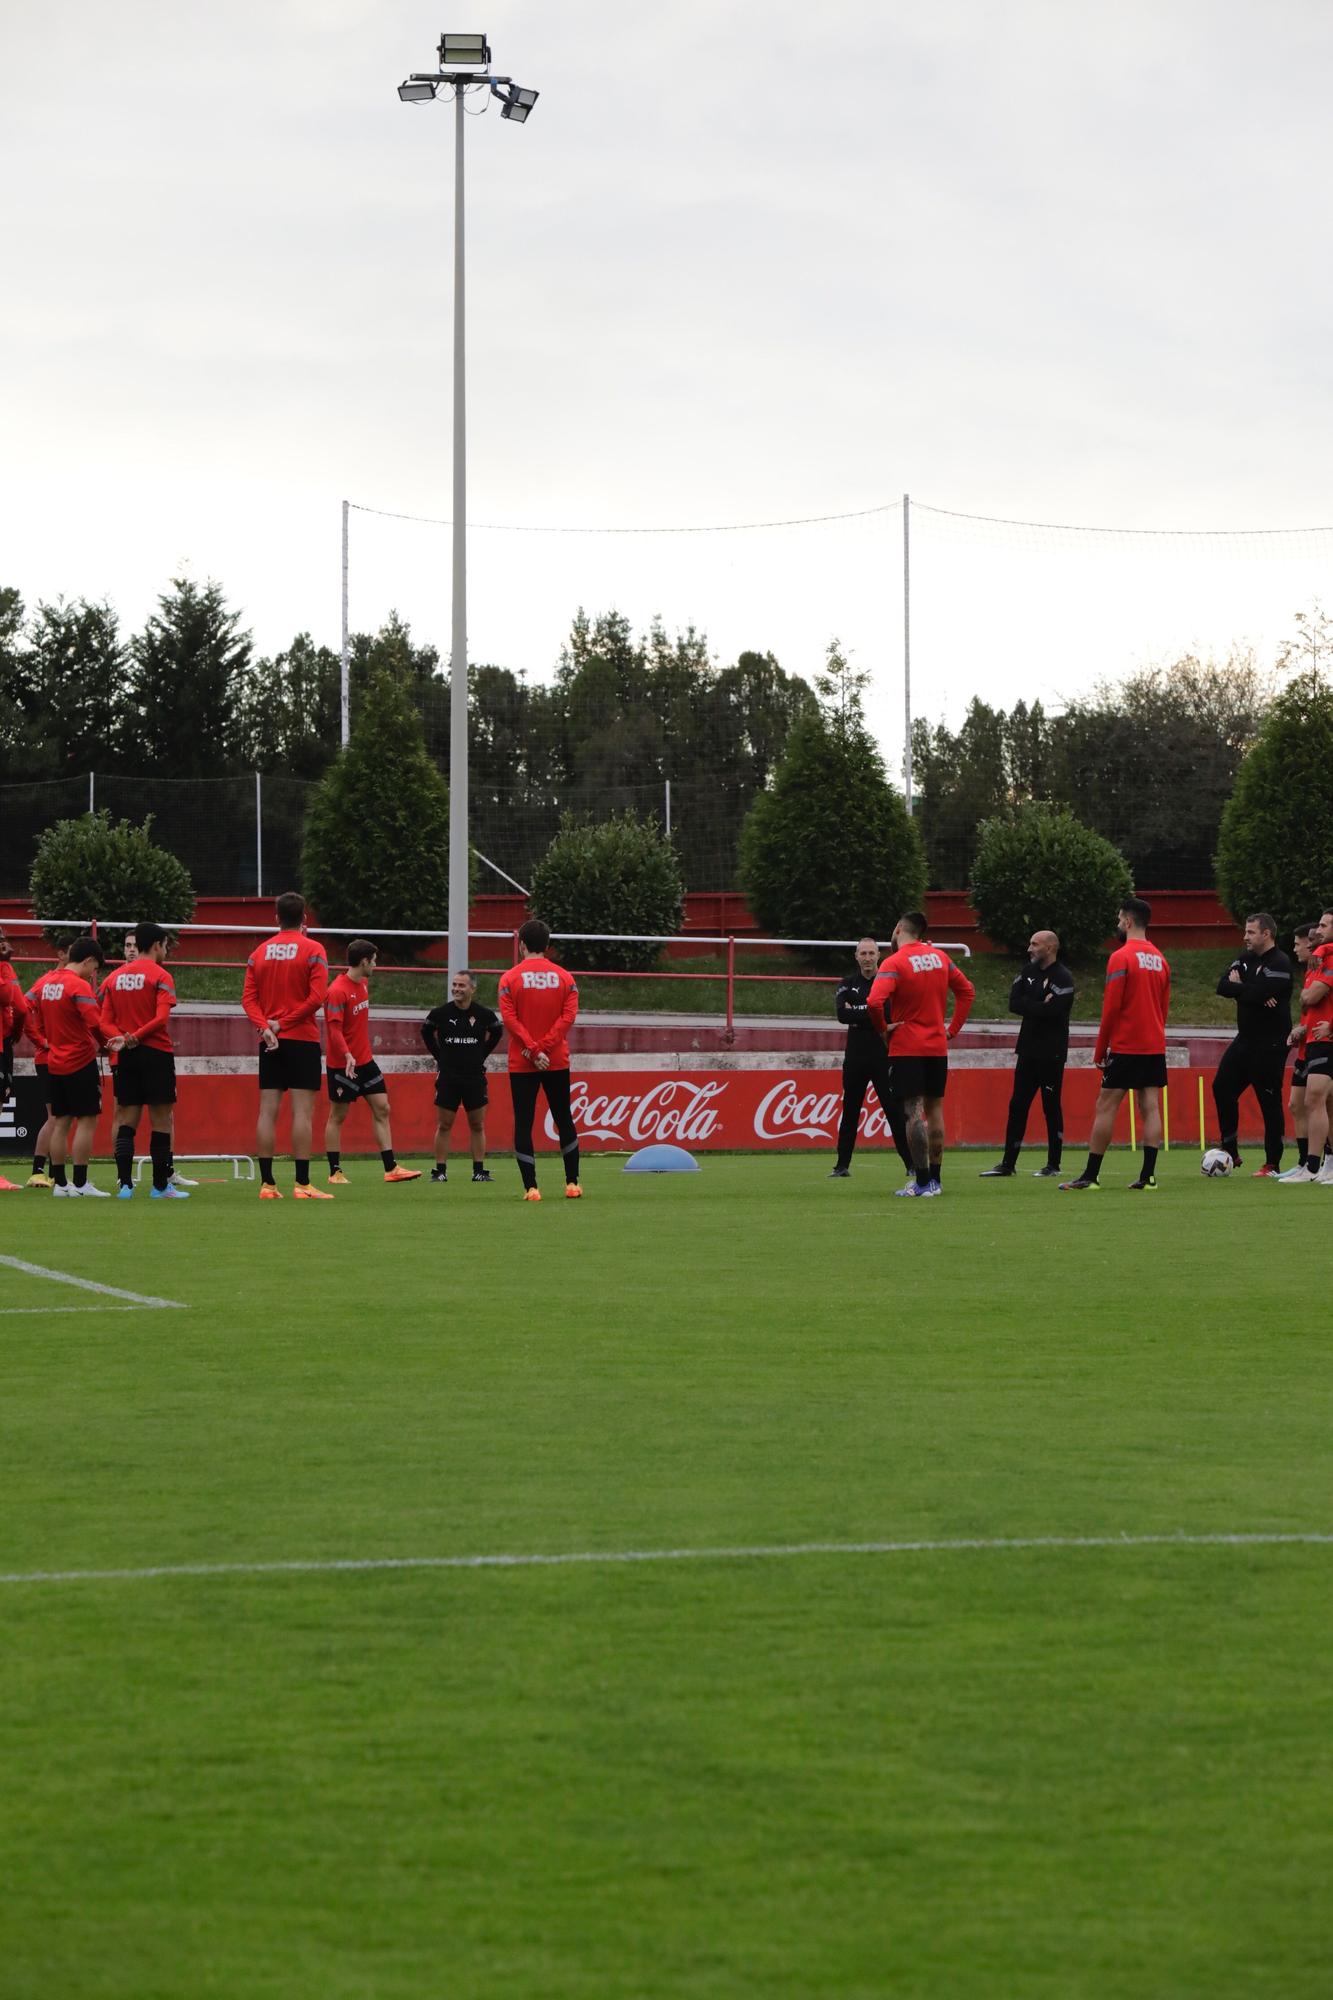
[530,811,685,972]
[238,633,341,776]
[970,804,1133,960]
[1215,669,1333,929]
[127,577,252,773]
[911,698,1014,887]
[24,597,130,774]
[302,671,456,949]
[29,810,194,955]
[740,666,926,967]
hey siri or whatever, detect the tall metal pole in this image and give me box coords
[255,769,263,897]
[447,79,470,976]
[340,499,350,746]
[902,492,913,810]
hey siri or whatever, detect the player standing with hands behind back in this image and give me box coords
[497,919,582,1201]
[1061,896,1171,1192]
[242,891,330,1200]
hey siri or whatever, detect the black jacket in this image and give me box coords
[1009,957,1075,1060]
[422,1001,503,1074]
[1216,947,1293,1041]
[835,969,886,1061]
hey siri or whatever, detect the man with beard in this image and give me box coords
[979,929,1075,1179]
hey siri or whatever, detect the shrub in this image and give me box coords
[529,811,684,973]
[29,811,194,956]
[301,671,459,953]
[738,708,926,967]
[1215,672,1333,929]
[969,804,1132,959]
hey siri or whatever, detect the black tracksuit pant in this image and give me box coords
[509,1068,581,1189]
[836,1044,914,1173]
[1212,1037,1287,1169]
[1002,1054,1065,1168]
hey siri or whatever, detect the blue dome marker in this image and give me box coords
[623,1144,700,1173]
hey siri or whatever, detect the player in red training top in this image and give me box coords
[322,939,420,1186]
[19,943,67,1188]
[1061,895,1171,1192]
[241,890,330,1199]
[867,910,975,1198]
[40,934,112,1197]
[1280,905,1333,1184]
[99,922,187,1201]
[0,925,31,1189]
[497,917,581,1200]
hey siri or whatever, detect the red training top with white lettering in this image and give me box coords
[242,930,329,1044]
[39,970,109,1075]
[1094,936,1171,1062]
[22,976,50,1059]
[100,957,177,1052]
[497,955,580,1073]
[325,972,373,1066]
[1299,942,1333,1044]
[0,960,27,1044]
[867,941,975,1057]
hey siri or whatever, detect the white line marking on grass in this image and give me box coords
[1,1531,1330,1589]
[0,1255,186,1310]
[0,1305,144,1315]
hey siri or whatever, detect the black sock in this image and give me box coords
[472,1160,486,1176]
[381,1149,396,1172]
[295,1159,310,1186]
[1084,1151,1104,1183]
[114,1123,135,1189]
[1141,1146,1159,1181]
[929,1159,942,1183]
[149,1130,171,1193]
[73,1162,88,1189]
[52,1162,67,1187]
[915,1166,932,1190]
[259,1156,275,1186]
[1298,1140,1309,1167]
[326,1150,340,1173]
[33,1153,45,1177]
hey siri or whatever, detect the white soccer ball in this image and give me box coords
[1200,1148,1234,1177]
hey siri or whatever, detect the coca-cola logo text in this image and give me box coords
[549,1077,727,1145]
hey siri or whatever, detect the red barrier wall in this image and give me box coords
[52,1066,1268,1160]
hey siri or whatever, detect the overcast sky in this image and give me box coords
[4,0,1332,770]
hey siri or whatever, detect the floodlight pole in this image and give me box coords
[340,498,350,746]
[448,76,469,979]
[902,491,912,810]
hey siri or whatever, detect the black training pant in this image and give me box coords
[1212,1037,1287,1168]
[836,1045,914,1173]
[1002,1054,1065,1167]
[509,1068,580,1189]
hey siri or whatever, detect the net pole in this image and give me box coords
[664,778,671,837]
[255,771,263,898]
[88,771,95,815]
[1163,1084,1170,1151]
[1129,1093,1136,1150]
[902,494,912,809]
[340,499,350,747]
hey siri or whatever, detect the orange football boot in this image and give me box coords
[384,1166,422,1183]
[293,1184,334,1200]
[259,1184,283,1200]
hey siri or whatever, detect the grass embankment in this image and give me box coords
[11,948,1242,1025]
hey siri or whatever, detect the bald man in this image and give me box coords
[980,929,1075,1179]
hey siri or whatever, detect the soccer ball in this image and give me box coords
[1200,1148,1234,1177]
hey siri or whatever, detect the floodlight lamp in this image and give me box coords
[499,84,538,122]
[398,78,439,102]
[439,32,491,67]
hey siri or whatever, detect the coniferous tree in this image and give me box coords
[1215,668,1333,928]
[26,597,130,774]
[127,577,252,773]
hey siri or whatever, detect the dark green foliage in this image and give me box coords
[301,672,456,952]
[29,811,194,954]
[740,657,926,967]
[127,577,252,774]
[529,812,685,972]
[969,804,1133,960]
[1215,671,1333,929]
[238,633,341,778]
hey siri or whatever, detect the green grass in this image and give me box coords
[2,1157,1331,1998]
[11,948,1243,1023]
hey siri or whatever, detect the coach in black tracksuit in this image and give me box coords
[1212,913,1292,1172]
[831,936,914,1178]
[980,930,1075,1178]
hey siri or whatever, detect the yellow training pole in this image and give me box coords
[1198,1075,1206,1150]
[1129,1092,1136,1150]
[1163,1084,1170,1152]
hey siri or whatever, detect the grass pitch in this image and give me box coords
[2,1156,1331,1998]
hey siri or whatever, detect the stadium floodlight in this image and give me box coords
[382,31,540,982]
[439,32,490,67]
[498,83,538,123]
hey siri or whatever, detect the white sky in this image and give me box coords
[4,0,1332,771]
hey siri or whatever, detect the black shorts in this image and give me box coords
[327,1060,388,1104]
[257,1039,322,1094]
[1301,1045,1333,1080]
[49,1061,103,1119]
[114,1045,177,1107]
[890,1055,948,1101]
[1292,1057,1309,1089]
[1101,1053,1168,1091]
[435,1070,488,1113]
